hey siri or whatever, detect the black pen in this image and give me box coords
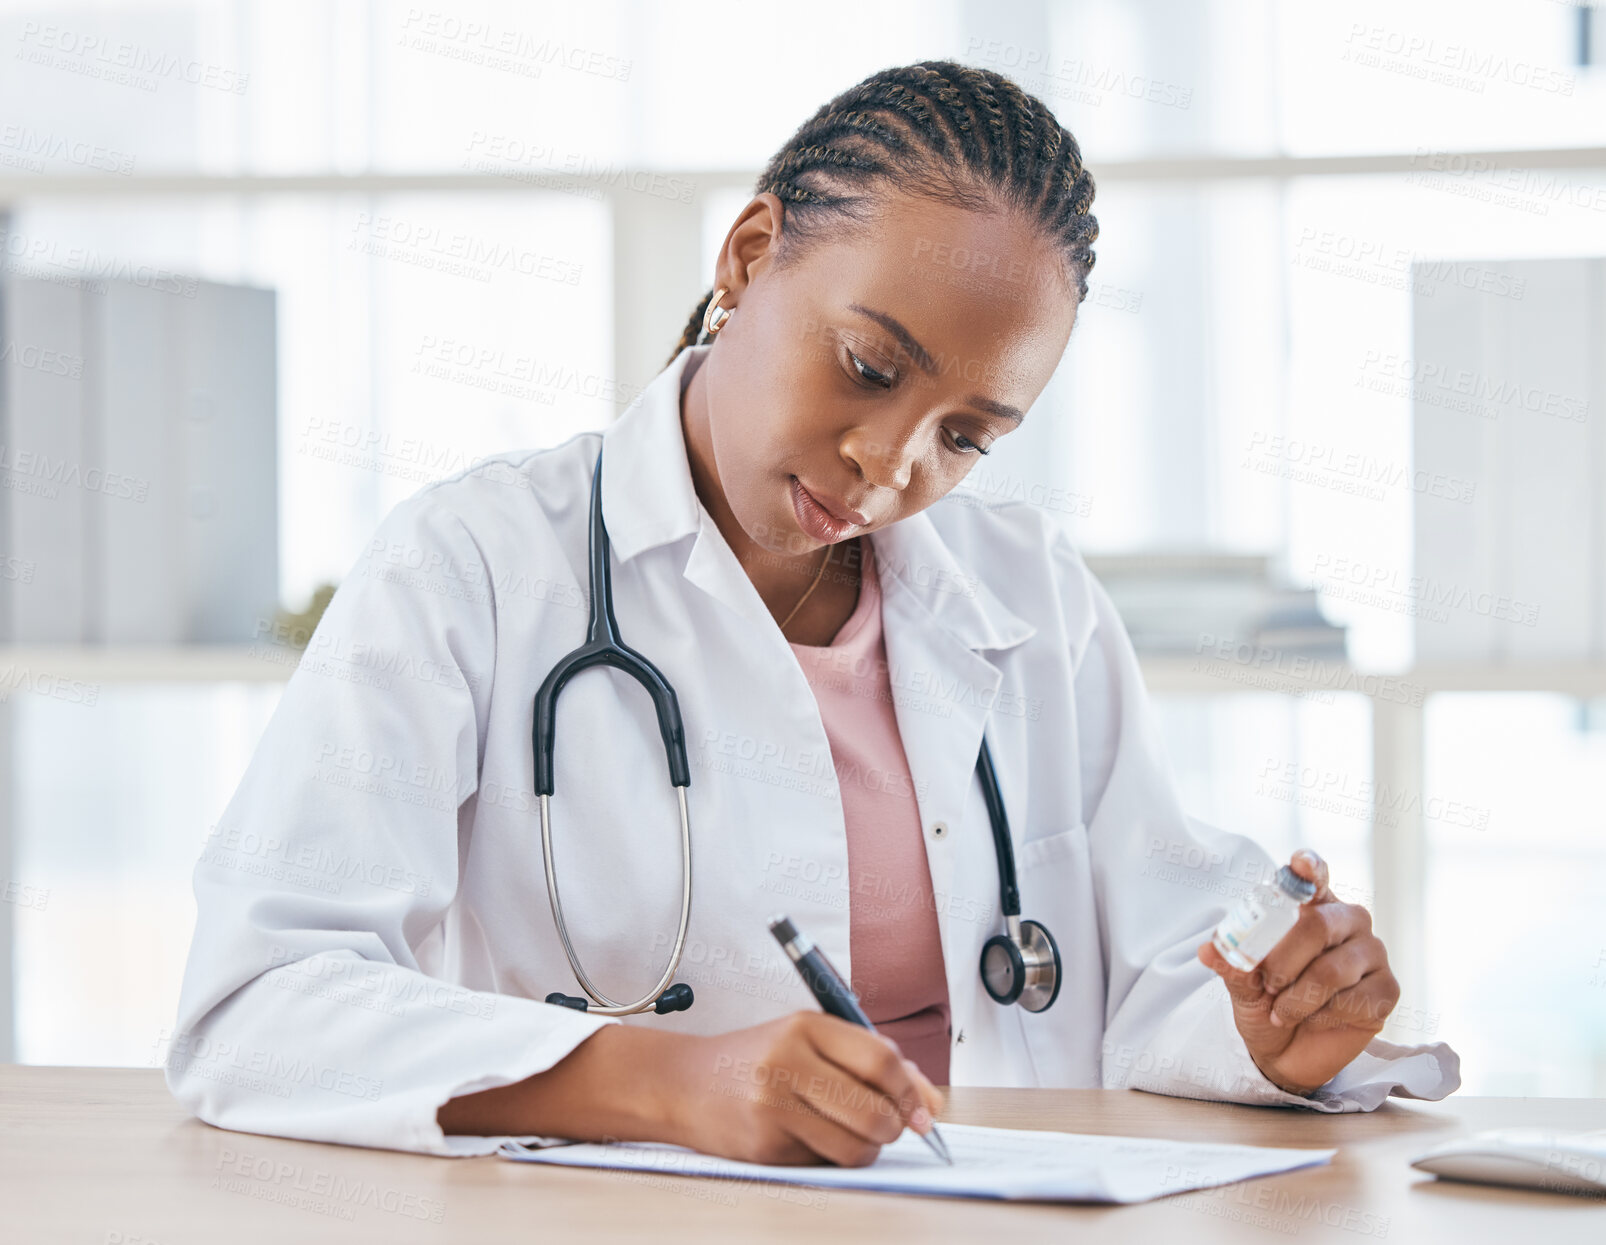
[768,914,953,1165]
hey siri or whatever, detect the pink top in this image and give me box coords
[787,538,952,1086]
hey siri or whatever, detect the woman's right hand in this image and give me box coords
[659,1011,946,1167]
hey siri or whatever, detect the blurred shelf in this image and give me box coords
[7,147,1606,202]
[3,646,1606,698]
[0,645,294,684]
[1139,654,1606,698]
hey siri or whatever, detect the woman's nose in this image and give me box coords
[841,425,916,492]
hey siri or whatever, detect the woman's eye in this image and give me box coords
[947,429,991,456]
[847,350,893,389]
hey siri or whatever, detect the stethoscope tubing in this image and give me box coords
[540,787,693,1016]
[534,446,695,1014]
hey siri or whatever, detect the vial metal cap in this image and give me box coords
[1274,864,1318,902]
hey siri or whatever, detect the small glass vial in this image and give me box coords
[1211,865,1317,971]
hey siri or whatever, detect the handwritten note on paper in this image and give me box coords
[500,1121,1335,1204]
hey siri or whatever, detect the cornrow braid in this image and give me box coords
[668,286,718,367]
[668,59,1097,367]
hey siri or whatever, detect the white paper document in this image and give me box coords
[498,1121,1335,1204]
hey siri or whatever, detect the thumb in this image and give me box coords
[1289,848,1333,902]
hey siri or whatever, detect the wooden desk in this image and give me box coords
[4,1067,1602,1242]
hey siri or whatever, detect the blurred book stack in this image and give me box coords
[1410,256,1606,664]
[0,272,278,644]
[1081,551,1347,660]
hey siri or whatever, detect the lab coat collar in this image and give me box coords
[599,343,1036,654]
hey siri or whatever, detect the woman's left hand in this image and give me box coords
[1196,849,1401,1096]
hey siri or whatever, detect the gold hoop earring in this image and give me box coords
[703,287,732,336]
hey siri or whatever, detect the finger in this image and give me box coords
[746,1127,826,1167]
[1268,937,1381,1028]
[778,1076,886,1167]
[1289,848,1333,902]
[785,1048,906,1151]
[1198,938,1271,1005]
[903,1058,945,1119]
[787,1037,913,1148]
[1298,968,1401,1035]
[1258,899,1371,996]
[805,1016,933,1135]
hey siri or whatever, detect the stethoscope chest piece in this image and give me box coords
[980,917,1062,1012]
[974,737,1064,1013]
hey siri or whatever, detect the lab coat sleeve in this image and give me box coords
[1055,532,1461,1112]
[164,489,619,1157]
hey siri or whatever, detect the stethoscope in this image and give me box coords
[536,445,1063,1016]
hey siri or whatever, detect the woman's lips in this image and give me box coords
[790,476,860,542]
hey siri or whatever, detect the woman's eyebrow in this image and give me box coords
[846,302,1026,425]
[968,395,1025,425]
[848,302,936,373]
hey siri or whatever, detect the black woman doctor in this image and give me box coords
[167,59,1459,1169]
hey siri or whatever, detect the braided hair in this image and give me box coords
[667,58,1098,367]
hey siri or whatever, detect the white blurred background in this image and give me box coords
[1,0,1603,1094]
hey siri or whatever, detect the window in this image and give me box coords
[3,0,1601,1092]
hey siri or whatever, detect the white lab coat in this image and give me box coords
[166,343,1459,1157]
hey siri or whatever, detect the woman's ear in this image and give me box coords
[715,192,786,301]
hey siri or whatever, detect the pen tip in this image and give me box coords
[768,915,797,943]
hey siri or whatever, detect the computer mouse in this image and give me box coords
[1410,1128,1606,1197]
